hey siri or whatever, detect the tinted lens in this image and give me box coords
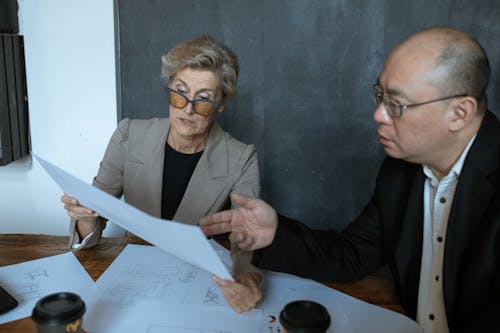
[169,91,188,109]
[193,101,215,115]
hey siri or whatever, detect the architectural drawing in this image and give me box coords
[102,262,200,305]
[0,252,97,325]
[3,268,49,302]
[97,245,227,307]
[203,287,221,305]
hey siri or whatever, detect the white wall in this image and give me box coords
[0,0,122,236]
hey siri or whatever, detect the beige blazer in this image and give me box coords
[69,117,260,274]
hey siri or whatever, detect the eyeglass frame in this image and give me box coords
[165,87,221,116]
[372,84,468,118]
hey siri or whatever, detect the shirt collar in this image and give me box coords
[422,134,477,183]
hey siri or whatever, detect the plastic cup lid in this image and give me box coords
[279,300,331,332]
[31,292,85,325]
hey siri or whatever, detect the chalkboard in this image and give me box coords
[116,0,500,230]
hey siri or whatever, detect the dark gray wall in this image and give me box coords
[117,0,500,230]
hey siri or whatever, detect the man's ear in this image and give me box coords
[448,96,477,132]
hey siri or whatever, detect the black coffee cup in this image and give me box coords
[31,292,86,333]
[279,300,331,333]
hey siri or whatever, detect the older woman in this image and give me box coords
[61,35,261,312]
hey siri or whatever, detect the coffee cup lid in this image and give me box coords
[32,292,85,325]
[279,300,331,332]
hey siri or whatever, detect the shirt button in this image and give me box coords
[439,197,446,203]
[429,314,435,320]
[435,275,439,281]
[437,236,443,242]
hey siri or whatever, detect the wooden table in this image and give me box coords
[0,234,404,332]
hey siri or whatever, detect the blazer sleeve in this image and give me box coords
[229,143,260,198]
[252,186,386,283]
[68,119,130,249]
[227,143,262,277]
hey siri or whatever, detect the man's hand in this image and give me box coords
[199,193,278,251]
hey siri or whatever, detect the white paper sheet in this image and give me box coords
[0,252,97,324]
[95,243,231,307]
[35,155,233,281]
[86,240,262,333]
[86,302,262,333]
[259,271,422,333]
[89,242,422,333]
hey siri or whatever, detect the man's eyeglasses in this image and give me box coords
[372,84,467,118]
[166,87,220,116]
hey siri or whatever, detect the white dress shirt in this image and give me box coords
[417,136,476,333]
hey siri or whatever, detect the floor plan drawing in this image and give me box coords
[203,286,222,305]
[7,279,42,303]
[0,252,97,325]
[96,243,229,307]
[102,261,199,305]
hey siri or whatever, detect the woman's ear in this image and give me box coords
[448,96,478,132]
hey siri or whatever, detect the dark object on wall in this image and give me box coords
[116,0,500,230]
[0,34,30,166]
[0,0,18,34]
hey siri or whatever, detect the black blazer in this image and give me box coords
[253,111,500,332]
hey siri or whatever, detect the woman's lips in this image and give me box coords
[179,117,195,125]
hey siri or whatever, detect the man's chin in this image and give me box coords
[383,147,404,160]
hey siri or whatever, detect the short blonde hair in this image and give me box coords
[161,35,239,103]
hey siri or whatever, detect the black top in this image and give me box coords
[161,142,203,220]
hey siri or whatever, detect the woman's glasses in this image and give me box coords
[166,88,220,116]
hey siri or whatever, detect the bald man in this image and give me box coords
[200,27,499,332]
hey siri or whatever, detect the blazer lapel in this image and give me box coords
[394,168,425,318]
[443,111,499,319]
[142,118,169,217]
[174,123,229,224]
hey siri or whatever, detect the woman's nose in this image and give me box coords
[183,101,195,114]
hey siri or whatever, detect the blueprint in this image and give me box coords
[0,252,97,324]
[85,241,262,333]
[86,241,422,333]
[95,243,231,307]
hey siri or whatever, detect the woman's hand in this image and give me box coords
[61,195,98,220]
[61,194,98,238]
[213,272,263,313]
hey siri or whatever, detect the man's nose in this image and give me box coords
[373,102,391,125]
